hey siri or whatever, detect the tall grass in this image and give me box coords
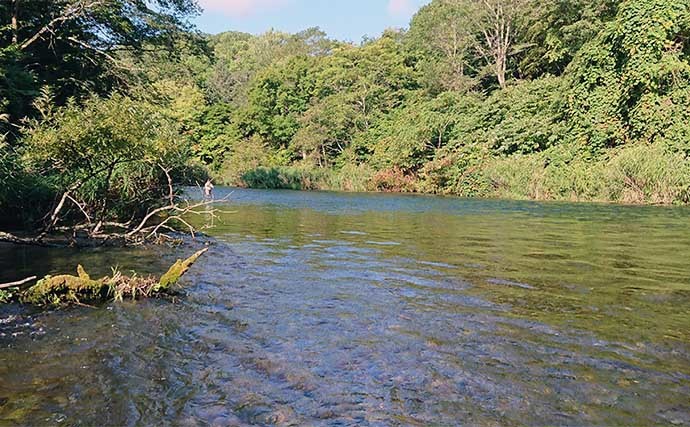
[480,143,690,204]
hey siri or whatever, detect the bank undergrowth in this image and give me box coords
[215,142,690,205]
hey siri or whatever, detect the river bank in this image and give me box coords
[219,143,690,206]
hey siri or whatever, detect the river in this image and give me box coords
[1,188,689,426]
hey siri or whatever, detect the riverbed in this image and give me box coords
[1,188,689,425]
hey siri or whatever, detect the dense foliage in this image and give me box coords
[175,0,690,204]
[0,0,203,228]
[2,0,689,231]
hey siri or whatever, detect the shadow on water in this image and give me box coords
[1,187,689,426]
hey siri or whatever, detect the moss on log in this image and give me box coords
[157,248,208,291]
[15,248,208,307]
[21,268,109,306]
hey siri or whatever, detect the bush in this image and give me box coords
[0,142,18,209]
[480,154,545,200]
[219,136,283,185]
[368,167,417,192]
[473,142,690,204]
[240,166,325,190]
[322,163,375,192]
[567,0,690,152]
[20,94,189,225]
[481,77,569,155]
[0,142,53,226]
[417,142,490,196]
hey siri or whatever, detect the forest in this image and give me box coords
[1,0,690,235]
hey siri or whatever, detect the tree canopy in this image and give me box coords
[2,0,690,223]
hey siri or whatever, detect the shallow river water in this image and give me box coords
[1,188,689,426]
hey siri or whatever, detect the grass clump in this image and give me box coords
[476,143,690,204]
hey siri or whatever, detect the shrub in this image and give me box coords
[20,94,189,225]
[567,0,690,152]
[240,166,325,190]
[480,154,545,200]
[481,77,569,155]
[322,163,375,192]
[219,136,275,185]
[473,142,690,204]
[417,142,490,196]
[368,167,417,192]
[0,141,55,226]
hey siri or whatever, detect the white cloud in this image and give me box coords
[198,0,288,17]
[387,0,414,16]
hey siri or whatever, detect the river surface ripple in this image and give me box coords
[1,188,689,426]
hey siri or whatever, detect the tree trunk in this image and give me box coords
[11,0,19,44]
[478,0,515,90]
[496,50,506,89]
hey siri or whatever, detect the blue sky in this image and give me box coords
[193,0,430,43]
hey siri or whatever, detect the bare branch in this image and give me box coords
[19,0,108,50]
[66,194,92,225]
[0,276,38,290]
[39,190,71,239]
[160,164,175,206]
[64,36,137,71]
[11,0,19,44]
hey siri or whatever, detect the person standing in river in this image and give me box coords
[203,178,214,199]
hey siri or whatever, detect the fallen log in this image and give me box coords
[3,248,208,307]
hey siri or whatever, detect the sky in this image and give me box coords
[193,0,431,43]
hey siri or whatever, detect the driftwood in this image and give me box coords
[1,248,208,306]
[0,276,37,290]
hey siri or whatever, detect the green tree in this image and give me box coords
[206,28,334,105]
[292,94,358,166]
[567,0,690,151]
[369,91,475,172]
[516,0,620,78]
[306,32,420,163]
[240,55,318,150]
[0,0,201,133]
[407,0,479,92]
[407,0,530,90]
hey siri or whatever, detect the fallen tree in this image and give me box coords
[0,248,208,306]
[0,162,224,247]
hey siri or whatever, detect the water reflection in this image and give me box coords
[1,188,689,425]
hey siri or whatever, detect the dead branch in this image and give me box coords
[2,159,231,248]
[11,0,19,44]
[63,35,138,71]
[0,276,37,290]
[19,0,108,51]
[39,190,71,239]
[66,194,92,225]
[37,158,137,240]
[0,231,54,247]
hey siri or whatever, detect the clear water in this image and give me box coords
[1,188,689,426]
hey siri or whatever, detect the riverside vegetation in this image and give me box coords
[1,0,690,245]
[186,0,690,204]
